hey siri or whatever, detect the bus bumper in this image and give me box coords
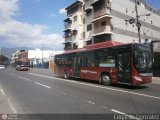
[132,76,152,85]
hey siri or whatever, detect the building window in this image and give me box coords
[101,21,106,26]
[151,20,153,24]
[83,18,85,24]
[137,1,140,5]
[93,0,105,12]
[73,16,77,22]
[83,32,85,38]
[94,34,111,43]
[72,30,77,35]
[86,40,92,45]
[86,9,92,16]
[126,8,128,13]
[87,24,92,31]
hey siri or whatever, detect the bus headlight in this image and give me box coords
[133,76,142,81]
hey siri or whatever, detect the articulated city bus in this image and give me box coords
[54,41,152,86]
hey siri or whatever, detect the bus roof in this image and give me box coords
[61,41,125,55]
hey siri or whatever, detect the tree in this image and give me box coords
[0,55,9,65]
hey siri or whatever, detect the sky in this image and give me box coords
[0,0,159,50]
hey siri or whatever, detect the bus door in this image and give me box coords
[72,55,80,77]
[117,51,131,84]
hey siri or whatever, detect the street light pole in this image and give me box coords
[135,0,141,43]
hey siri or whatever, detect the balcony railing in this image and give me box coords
[94,25,111,34]
[94,8,109,18]
[64,33,72,38]
[64,24,72,30]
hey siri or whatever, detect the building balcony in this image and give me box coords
[64,24,72,30]
[64,36,72,42]
[91,14,112,23]
[66,1,83,17]
[93,8,110,19]
[64,33,72,38]
[91,0,111,19]
[92,26,112,37]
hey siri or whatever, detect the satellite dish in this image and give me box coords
[129,19,135,24]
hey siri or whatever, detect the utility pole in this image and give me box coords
[135,0,141,43]
[42,43,44,68]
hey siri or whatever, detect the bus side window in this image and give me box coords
[81,58,87,67]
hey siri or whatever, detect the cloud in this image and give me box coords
[0,0,64,50]
[59,8,66,14]
[0,0,19,22]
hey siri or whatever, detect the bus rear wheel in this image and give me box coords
[101,74,112,86]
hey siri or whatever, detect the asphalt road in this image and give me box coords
[0,68,160,120]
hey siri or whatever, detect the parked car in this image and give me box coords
[0,65,5,70]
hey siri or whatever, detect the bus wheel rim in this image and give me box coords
[103,76,110,83]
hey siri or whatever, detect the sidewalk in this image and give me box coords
[153,77,160,81]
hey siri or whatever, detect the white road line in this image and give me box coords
[87,100,95,105]
[18,76,31,81]
[111,109,140,120]
[7,99,17,114]
[35,82,51,89]
[112,109,126,115]
[100,106,108,110]
[0,89,5,96]
[29,73,160,100]
[29,73,54,79]
[10,73,31,81]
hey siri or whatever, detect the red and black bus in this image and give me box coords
[54,41,152,86]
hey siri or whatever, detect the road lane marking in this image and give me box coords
[18,76,31,81]
[0,89,5,96]
[101,106,108,110]
[87,100,95,105]
[35,82,51,89]
[8,99,17,114]
[29,73,54,79]
[111,109,127,115]
[10,73,31,81]
[111,109,140,120]
[29,73,160,100]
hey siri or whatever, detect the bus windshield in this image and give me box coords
[22,62,29,66]
[17,61,29,66]
[134,44,152,73]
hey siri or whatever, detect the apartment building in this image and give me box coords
[64,0,160,50]
[63,0,84,50]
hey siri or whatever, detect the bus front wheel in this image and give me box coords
[101,74,112,86]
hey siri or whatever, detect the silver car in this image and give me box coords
[0,65,5,70]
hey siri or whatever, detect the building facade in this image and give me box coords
[63,0,84,50]
[64,0,160,51]
[11,49,62,69]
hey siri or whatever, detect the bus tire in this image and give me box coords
[64,71,68,79]
[101,73,112,86]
